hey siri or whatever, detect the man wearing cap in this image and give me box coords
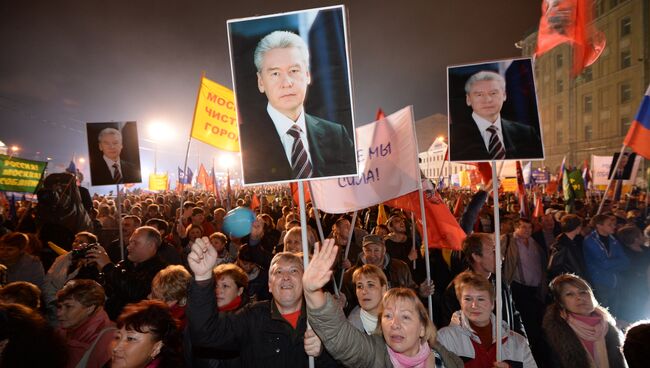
[340,234,433,314]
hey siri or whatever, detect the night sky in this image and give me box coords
[0,0,541,190]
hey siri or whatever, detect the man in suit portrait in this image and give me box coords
[239,30,356,184]
[450,70,543,162]
[90,127,141,185]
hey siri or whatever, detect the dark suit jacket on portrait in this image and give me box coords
[450,117,543,162]
[240,112,356,184]
[90,159,141,186]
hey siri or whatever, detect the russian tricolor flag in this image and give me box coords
[624,85,650,159]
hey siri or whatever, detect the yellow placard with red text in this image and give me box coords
[149,173,169,191]
[191,77,240,152]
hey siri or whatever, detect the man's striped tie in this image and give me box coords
[487,125,506,160]
[287,124,313,179]
[112,163,123,183]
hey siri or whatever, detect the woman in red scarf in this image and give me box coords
[542,274,628,368]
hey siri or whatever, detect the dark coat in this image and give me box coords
[187,279,338,368]
[90,158,141,186]
[239,112,356,184]
[542,304,627,368]
[450,117,543,161]
[547,233,588,281]
[101,255,167,320]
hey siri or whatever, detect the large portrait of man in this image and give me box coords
[86,122,142,186]
[227,5,357,185]
[448,58,544,162]
[607,152,637,180]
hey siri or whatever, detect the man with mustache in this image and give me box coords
[239,30,356,184]
[450,70,543,161]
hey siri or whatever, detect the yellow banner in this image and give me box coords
[501,177,518,192]
[149,173,168,191]
[191,77,240,152]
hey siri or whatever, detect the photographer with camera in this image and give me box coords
[43,231,102,325]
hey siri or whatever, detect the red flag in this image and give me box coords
[546,180,559,196]
[453,194,464,217]
[535,0,605,76]
[376,108,386,120]
[251,193,260,211]
[210,166,221,203]
[290,182,311,205]
[516,161,530,219]
[582,159,592,189]
[197,164,209,189]
[465,162,492,185]
[385,190,465,250]
[533,195,544,218]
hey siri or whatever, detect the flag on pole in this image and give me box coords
[557,156,567,194]
[67,159,77,174]
[310,106,420,213]
[623,84,650,159]
[516,161,530,219]
[291,182,311,206]
[376,204,388,226]
[385,190,465,250]
[376,108,386,120]
[453,194,464,217]
[251,193,260,211]
[535,0,605,76]
[582,159,592,189]
[197,164,210,189]
[523,162,532,186]
[533,195,544,218]
[190,76,240,152]
[210,165,220,202]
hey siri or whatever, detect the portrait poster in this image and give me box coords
[447,58,544,162]
[227,5,358,185]
[607,152,639,181]
[86,122,142,186]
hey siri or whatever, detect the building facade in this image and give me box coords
[519,0,649,173]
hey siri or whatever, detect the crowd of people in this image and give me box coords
[0,177,649,368]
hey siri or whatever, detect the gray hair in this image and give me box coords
[254,31,310,72]
[98,127,122,143]
[464,71,506,94]
[268,251,304,278]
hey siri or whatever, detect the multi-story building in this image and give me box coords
[518,0,649,172]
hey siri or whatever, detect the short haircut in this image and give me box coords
[464,71,506,94]
[191,207,205,216]
[254,31,310,72]
[213,263,249,289]
[624,320,650,368]
[462,233,492,265]
[98,127,122,143]
[0,281,41,310]
[560,214,582,233]
[352,264,388,287]
[209,232,228,244]
[136,226,162,248]
[56,279,105,307]
[378,288,437,347]
[454,271,496,303]
[75,231,98,244]
[0,232,29,249]
[515,217,532,228]
[146,218,168,233]
[151,265,191,304]
[123,215,142,226]
[616,225,642,246]
[269,252,304,278]
[183,201,196,210]
[590,213,613,227]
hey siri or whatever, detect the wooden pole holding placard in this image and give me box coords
[491,160,503,362]
[297,182,315,368]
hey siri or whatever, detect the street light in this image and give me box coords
[148,121,173,174]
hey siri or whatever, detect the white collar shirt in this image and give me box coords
[267,103,312,166]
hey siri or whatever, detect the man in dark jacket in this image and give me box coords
[88,225,167,319]
[186,238,337,368]
[547,214,587,280]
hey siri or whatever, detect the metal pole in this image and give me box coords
[116,184,124,261]
[597,145,627,215]
[297,182,315,368]
[337,211,357,293]
[491,160,503,361]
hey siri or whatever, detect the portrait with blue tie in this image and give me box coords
[228,6,358,185]
[448,58,545,163]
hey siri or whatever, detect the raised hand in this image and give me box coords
[303,238,338,293]
[187,236,218,281]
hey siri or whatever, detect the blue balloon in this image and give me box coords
[222,207,256,238]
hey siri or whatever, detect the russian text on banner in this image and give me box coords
[0,155,47,193]
[623,85,650,159]
[309,106,420,213]
[191,77,240,152]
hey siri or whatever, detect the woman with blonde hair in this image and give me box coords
[303,239,463,368]
[347,264,389,334]
[149,265,192,329]
[542,274,627,368]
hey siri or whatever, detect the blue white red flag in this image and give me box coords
[623,84,650,159]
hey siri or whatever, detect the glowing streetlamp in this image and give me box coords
[148,121,174,174]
